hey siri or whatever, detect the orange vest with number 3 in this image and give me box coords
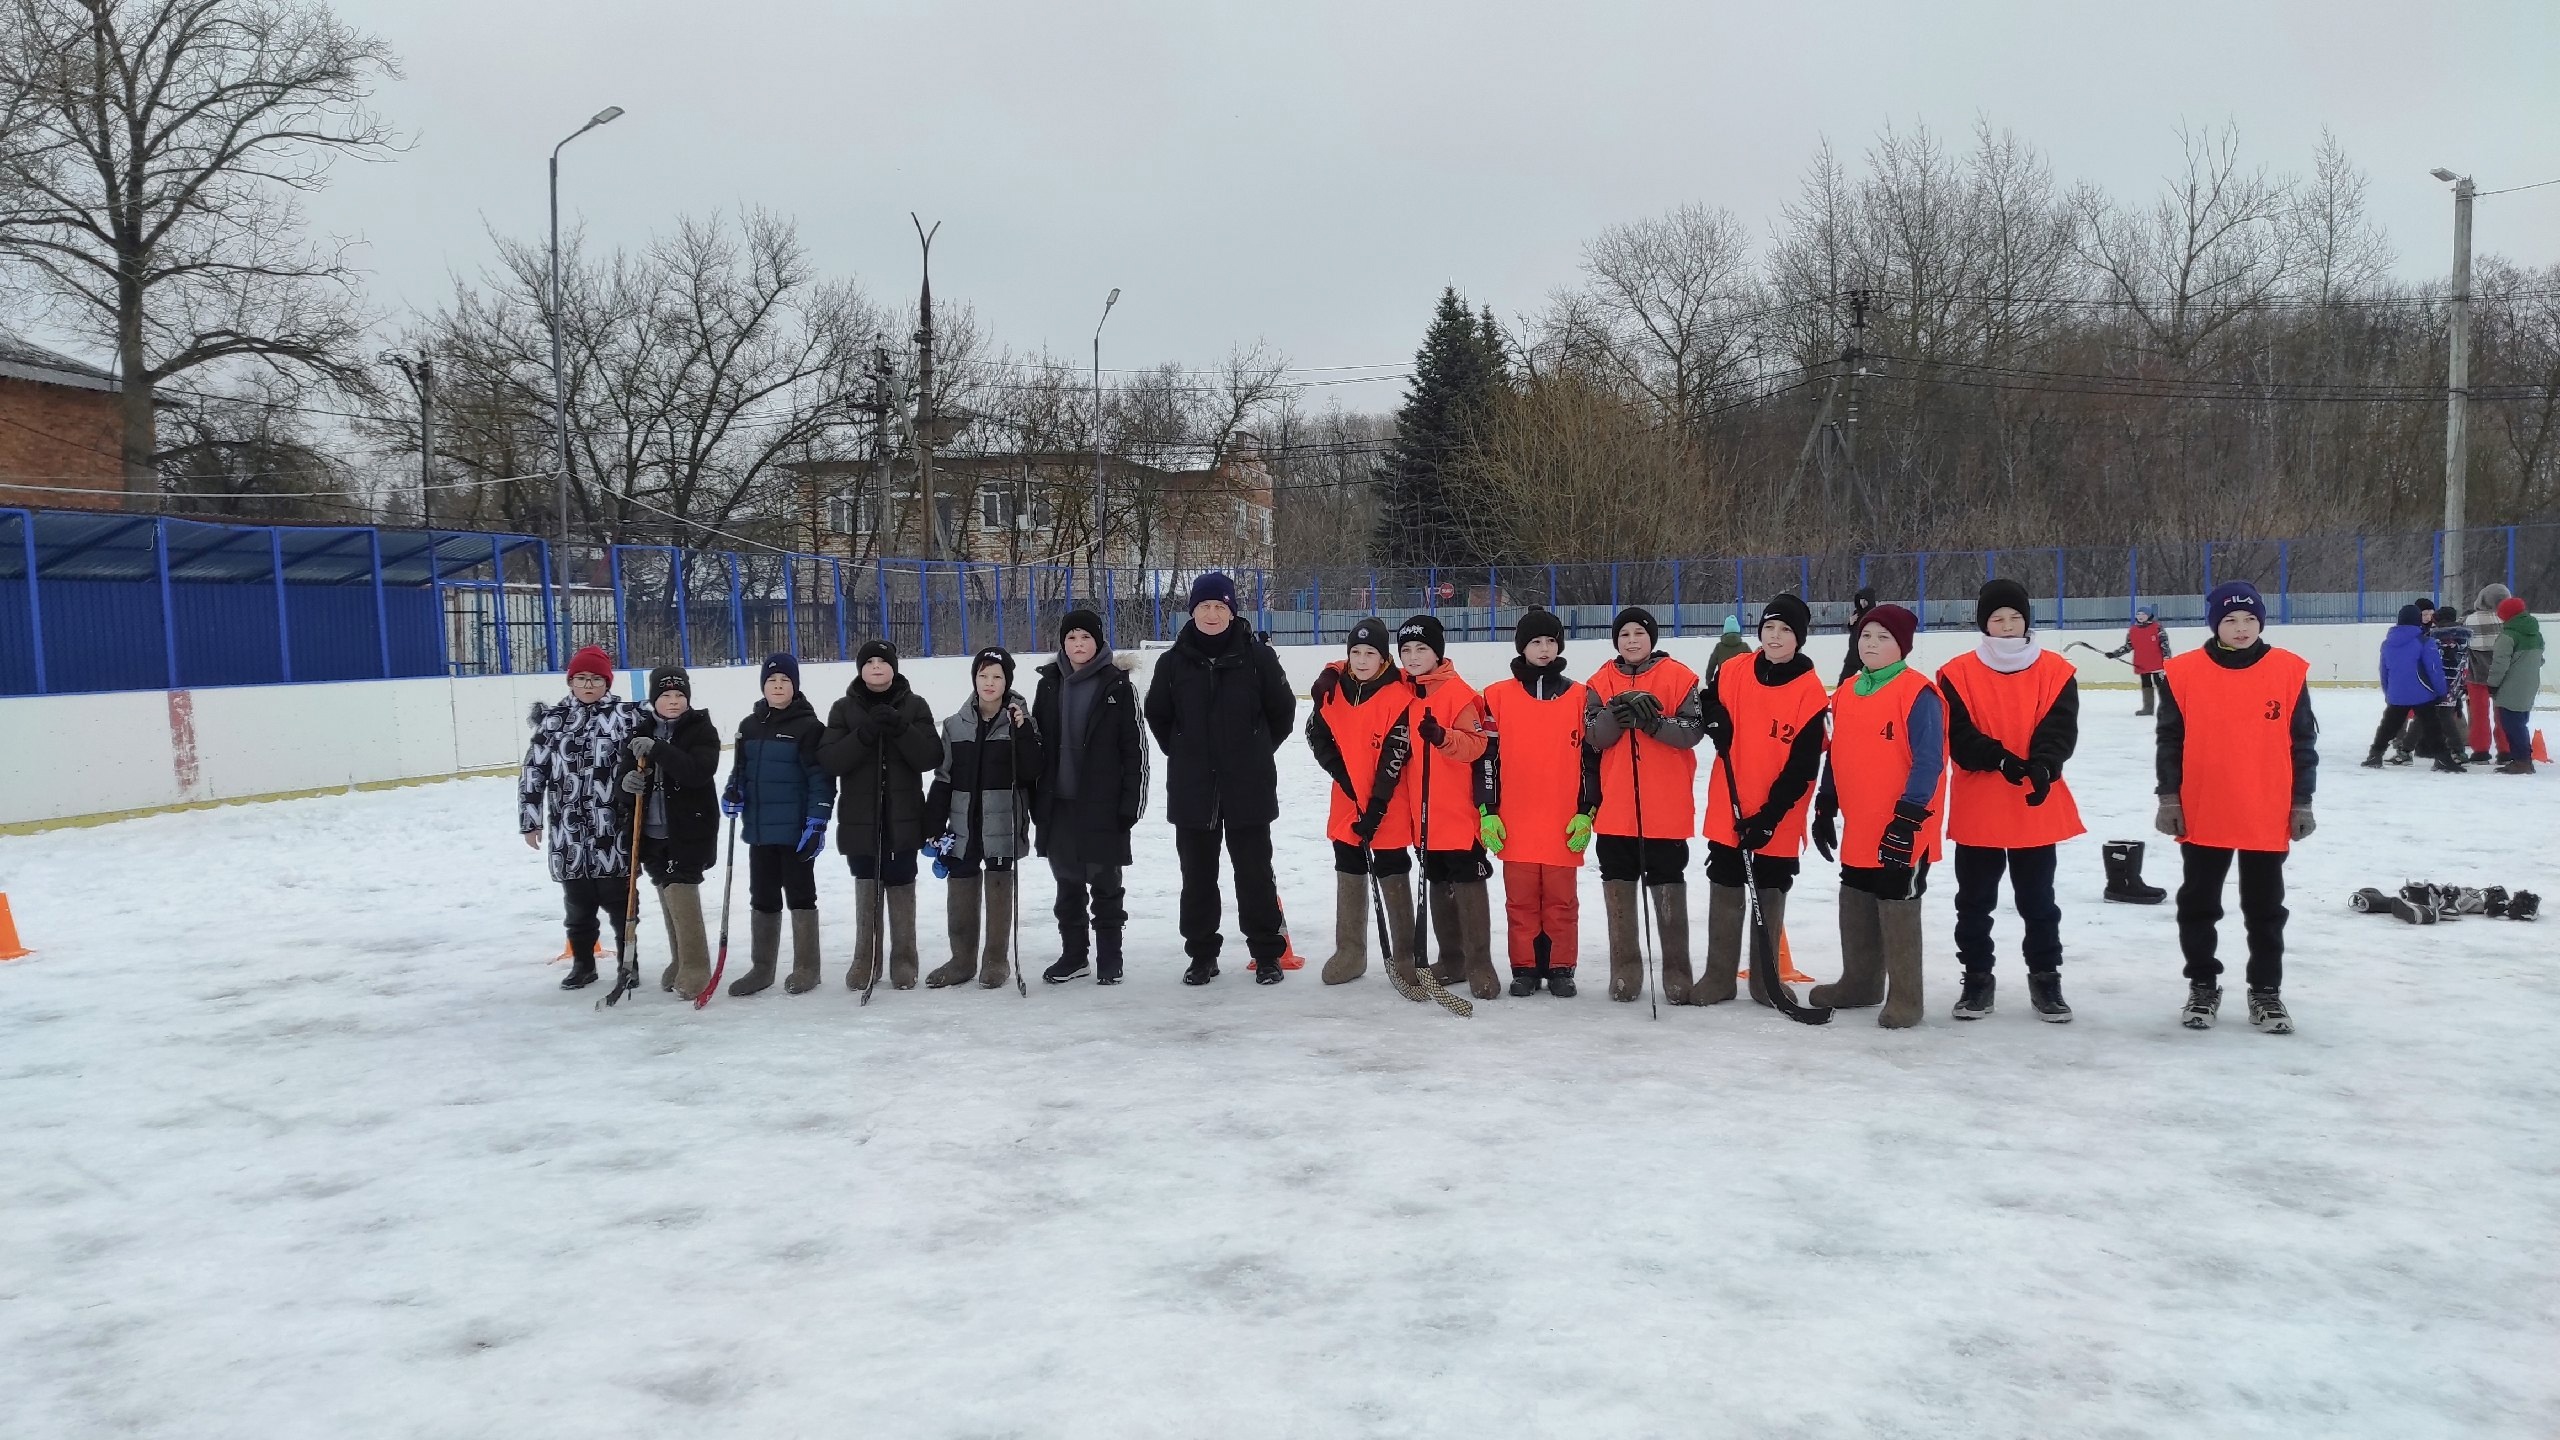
[2165,646,2311,852]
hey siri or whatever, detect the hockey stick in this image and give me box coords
[693,811,740,1010]
[1010,858,1027,997]
[1626,720,1660,1021]
[1362,850,1424,1002]
[2065,641,2135,669]
[1714,741,1832,1026]
[601,754,648,1009]
[1408,697,1473,1018]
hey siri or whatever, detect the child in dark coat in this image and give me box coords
[721,653,832,995]
[1031,610,1146,985]
[626,665,721,999]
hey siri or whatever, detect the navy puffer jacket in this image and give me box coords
[724,693,832,846]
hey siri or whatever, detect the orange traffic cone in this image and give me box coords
[1275,897,1306,970]
[548,943,619,965]
[2535,729,2551,764]
[1738,928,1816,984]
[0,893,31,961]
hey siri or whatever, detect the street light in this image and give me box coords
[2433,166,2474,608]
[549,104,625,607]
[1091,287,1119,573]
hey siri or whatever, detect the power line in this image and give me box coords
[2477,178,2560,198]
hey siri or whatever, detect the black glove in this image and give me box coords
[1350,804,1385,847]
[1309,669,1340,709]
[2023,760,2055,807]
[1418,712,1446,748]
[1700,696,1733,752]
[1735,806,1779,853]
[1810,809,1837,863]
[629,735,656,760]
[1619,689,1664,732]
[1997,751,2029,785]
[1877,799,1931,869]
[865,704,906,738]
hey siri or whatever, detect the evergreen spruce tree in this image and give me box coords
[1376,287,1510,569]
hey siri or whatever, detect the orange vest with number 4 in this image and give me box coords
[2164,646,2311,853]
[1828,667,1946,868]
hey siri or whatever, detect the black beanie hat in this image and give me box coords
[1514,608,1565,653]
[1059,608,1105,647]
[758,653,799,689]
[647,664,692,700]
[1346,616,1392,657]
[1611,606,1659,649]
[1975,579,2033,633]
[1395,613,1446,665]
[2396,603,2425,627]
[972,646,1017,686]
[856,639,899,670]
[1758,593,1812,646]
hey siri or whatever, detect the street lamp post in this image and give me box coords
[549,104,624,612]
[381,351,435,527]
[1090,287,1119,574]
[2430,167,2474,610]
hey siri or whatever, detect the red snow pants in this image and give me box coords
[2468,680,2496,756]
[1502,860,1579,974]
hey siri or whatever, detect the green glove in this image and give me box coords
[1564,812,1594,854]
[1479,806,1506,854]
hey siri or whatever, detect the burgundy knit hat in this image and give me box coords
[1859,603,1919,661]
[566,644,616,682]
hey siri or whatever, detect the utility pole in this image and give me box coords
[2433,169,2475,608]
[909,214,948,562]
[381,352,436,527]
[870,346,894,560]
[1842,288,1870,467]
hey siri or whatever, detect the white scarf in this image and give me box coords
[1975,634,2042,674]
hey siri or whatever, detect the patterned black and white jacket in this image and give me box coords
[518,694,645,881]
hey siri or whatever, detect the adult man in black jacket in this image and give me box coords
[1143,572,1297,985]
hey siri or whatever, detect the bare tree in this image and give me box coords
[0,0,400,496]
[2072,122,2297,365]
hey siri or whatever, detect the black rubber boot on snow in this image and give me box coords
[2101,841,2167,904]
[2027,971,2072,1022]
[1095,929,1125,984]
[1952,971,1995,1020]
[560,937,599,990]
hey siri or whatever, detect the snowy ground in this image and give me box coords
[3,686,2555,1439]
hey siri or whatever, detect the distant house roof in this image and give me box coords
[0,330,120,393]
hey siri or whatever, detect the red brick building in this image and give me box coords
[0,332,125,511]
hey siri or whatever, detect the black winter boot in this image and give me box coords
[1546,968,1578,998]
[1254,954,1284,985]
[1182,955,1219,986]
[1952,971,1994,1020]
[561,936,599,990]
[2027,970,2072,1022]
[2102,841,2166,904]
[1095,928,1125,984]
[1509,967,1543,997]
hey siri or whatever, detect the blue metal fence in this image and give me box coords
[2,505,2552,697]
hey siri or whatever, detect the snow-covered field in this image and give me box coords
[3,686,2554,1439]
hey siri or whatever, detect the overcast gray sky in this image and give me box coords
[313,0,2560,411]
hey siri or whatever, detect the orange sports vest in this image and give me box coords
[1404,668,1485,852]
[1481,676,1590,868]
[1317,662,1417,850]
[1586,656,1700,838]
[2164,646,2312,852]
[1934,648,2086,849]
[1828,667,1946,868]
[1701,651,1830,853]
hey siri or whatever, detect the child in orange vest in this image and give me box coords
[1305,617,1418,989]
[1583,607,1706,1003]
[1810,604,1943,1026]
[1398,615,1499,999]
[1697,594,1829,1006]
[1936,579,2083,1023]
[2156,581,2317,1034]
[1477,608,1599,997]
